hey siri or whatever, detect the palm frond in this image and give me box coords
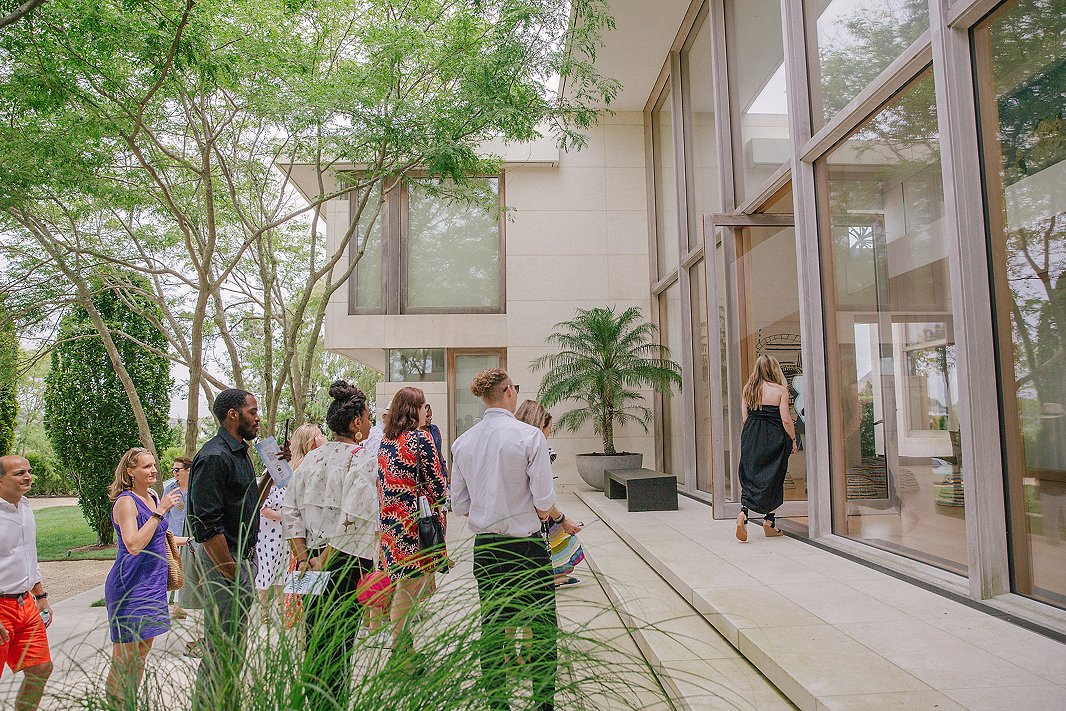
[530,306,681,453]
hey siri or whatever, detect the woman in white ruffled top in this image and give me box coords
[282,381,378,707]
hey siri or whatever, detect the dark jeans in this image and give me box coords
[473,534,557,711]
[192,549,256,711]
[301,550,372,708]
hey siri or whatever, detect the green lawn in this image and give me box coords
[35,506,117,561]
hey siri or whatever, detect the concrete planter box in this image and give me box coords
[576,452,643,491]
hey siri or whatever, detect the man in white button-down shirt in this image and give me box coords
[451,369,581,711]
[0,455,53,711]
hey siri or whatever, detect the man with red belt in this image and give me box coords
[0,455,53,711]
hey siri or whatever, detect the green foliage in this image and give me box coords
[0,309,16,456]
[64,542,670,710]
[859,394,876,459]
[157,446,187,481]
[44,271,172,545]
[0,0,618,451]
[34,505,116,561]
[532,306,681,456]
[26,450,74,496]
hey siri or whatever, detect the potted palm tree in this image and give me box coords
[532,306,682,490]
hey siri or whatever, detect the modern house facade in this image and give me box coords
[304,0,1066,631]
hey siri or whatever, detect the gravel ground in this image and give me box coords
[40,560,113,603]
[28,496,80,510]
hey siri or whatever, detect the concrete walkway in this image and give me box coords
[2,510,677,710]
[578,491,1066,711]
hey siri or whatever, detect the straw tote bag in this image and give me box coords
[165,531,185,591]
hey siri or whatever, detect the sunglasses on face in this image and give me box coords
[511,383,520,394]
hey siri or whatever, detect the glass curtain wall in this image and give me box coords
[821,70,968,575]
[654,90,680,279]
[660,282,686,478]
[975,0,1066,606]
[805,0,929,130]
[725,0,791,202]
[691,260,713,494]
[684,13,722,495]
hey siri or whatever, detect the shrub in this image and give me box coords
[26,451,75,496]
[45,271,171,545]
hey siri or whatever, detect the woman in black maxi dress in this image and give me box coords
[737,355,797,541]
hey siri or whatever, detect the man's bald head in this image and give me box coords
[0,455,31,503]
[0,455,29,477]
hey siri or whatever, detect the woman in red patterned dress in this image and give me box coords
[377,386,448,655]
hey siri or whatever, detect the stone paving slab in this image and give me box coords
[577,490,1066,711]
[570,495,794,710]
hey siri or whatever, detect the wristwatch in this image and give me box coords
[151,511,165,521]
[34,592,48,601]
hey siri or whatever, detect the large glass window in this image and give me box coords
[653,90,680,279]
[660,281,685,477]
[684,16,722,248]
[351,187,385,311]
[822,70,968,575]
[975,0,1066,607]
[388,349,446,382]
[805,0,929,130]
[348,178,503,313]
[691,261,712,493]
[715,237,733,502]
[726,0,792,203]
[406,179,502,311]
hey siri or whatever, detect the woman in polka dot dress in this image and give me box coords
[255,479,288,614]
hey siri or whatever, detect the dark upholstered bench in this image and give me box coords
[605,468,678,512]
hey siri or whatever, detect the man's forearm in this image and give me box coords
[536,504,563,521]
[203,534,237,579]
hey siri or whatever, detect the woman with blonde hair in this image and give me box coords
[515,400,585,588]
[289,423,327,472]
[256,424,325,614]
[736,354,797,541]
[103,447,185,702]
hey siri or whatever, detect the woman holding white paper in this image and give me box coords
[282,381,378,708]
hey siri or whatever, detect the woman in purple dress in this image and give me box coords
[104,447,184,702]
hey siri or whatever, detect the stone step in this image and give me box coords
[577,491,1066,711]
[568,495,795,711]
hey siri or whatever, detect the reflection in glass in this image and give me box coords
[976,0,1066,607]
[716,238,733,501]
[823,70,967,575]
[684,17,722,248]
[388,349,446,382]
[726,0,791,202]
[735,225,806,504]
[454,353,501,439]
[660,282,685,477]
[352,187,384,310]
[406,179,501,310]
[654,89,680,278]
[691,261,712,494]
[806,0,928,130]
